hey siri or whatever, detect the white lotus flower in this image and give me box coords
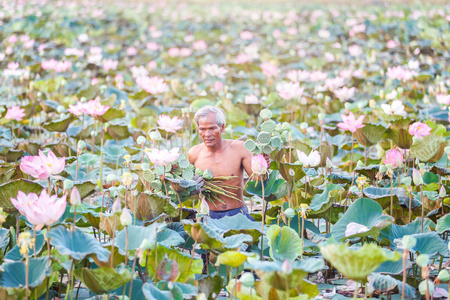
[345,222,369,237]
[381,100,406,116]
[296,150,320,168]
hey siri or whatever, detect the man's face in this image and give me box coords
[197,113,224,148]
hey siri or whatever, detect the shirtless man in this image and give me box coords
[188,106,269,220]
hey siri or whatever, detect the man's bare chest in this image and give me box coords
[194,152,242,177]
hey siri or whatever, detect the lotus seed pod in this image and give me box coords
[141,163,150,170]
[262,145,272,154]
[257,132,271,145]
[285,208,295,219]
[151,180,162,191]
[418,280,435,295]
[240,272,255,287]
[195,168,203,176]
[203,169,213,180]
[281,122,291,131]
[317,93,324,100]
[300,122,308,130]
[107,174,117,183]
[245,139,256,152]
[179,159,190,169]
[64,179,74,190]
[270,136,281,148]
[275,123,282,132]
[324,95,331,102]
[137,135,146,145]
[120,208,132,226]
[261,120,276,133]
[440,186,446,198]
[143,170,155,182]
[182,169,194,180]
[253,145,262,155]
[402,235,417,250]
[438,270,449,282]
[369,99,376,108]
[149,130,162,140]
[78,140,86,149]
[416,254,430,267]
[259,109,272,119]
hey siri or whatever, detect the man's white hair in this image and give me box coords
[194,105,226,127]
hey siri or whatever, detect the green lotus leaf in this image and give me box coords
[355,124,387,147]
[157,229,185,248]
[271,161,306,184]
[330,173,353,185]
[106,124,133,140]
[0,179,44,213]
[308,184,344,216]
[389,118,413,149]
[319,243,401,281]
[437,213,450,234]
[34,77,64,93]
[0,148,24,162]
[430,165,450,176]
[216,251,252,268]
[95,107,126,123]
[73,267,132,295]
[142,282,172,300]
[197,274,224,300]
[128,192,178,221]
[410,134,448,163]
[409,232,449,256]
[182,221,225,249]
[354,164,381,181]
[245,170,288,201]
[145,245,203,283]
[331,198,394,241]
[378,218,434,247]
[0,256,52,288]
[362,187,407,209]
[369,273,416,299]
[375,258,413,275]
[43,114,73,132]
[157,281,198,300]
[115,223,161,254]
[205,214,263,244]
[267,224,303,262]
[0,228,9,252]
[111,279,145,300]
[74,180,97,200]
[5,232,45,261]
[246,258,324,291]
[48,226,110,262]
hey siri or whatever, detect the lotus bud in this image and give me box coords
[402,235,417,250]
[139,238,153,251]
[64,179,74,190]
[200,198,210,216]
[284,208,295,219]
[444,146,450,154]
[324,95,331,102]
[57,105,65,113]
[318,113,326,121]
[112,198,121,214]
[440,186,446,198]
[240,272,255,287]
[416,254,430,267]
[281,260,292,275]
[281,122,291,131]
[317,93,324,100]
[300,122,308,130]
[412,168,423,186]
[122,172,132,186]
[137,135,146,145]
[344,102,351,110]
[197,293,208,300]
[379,165,387,174]
[438,270,449,282]
[149,130,161,141]
[402,176,412,186]
[77,140,86,149]
[326,157,333,169]
[357,102,365,110]
[70,187,81,206]
[356,160,365,168]
[120,208,132,226]
[0,208,5,226]
[369,99,376,109]
[418,280,435,295]
[107,174,117,183]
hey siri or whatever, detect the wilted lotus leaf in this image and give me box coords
[369,273,416,299]
[95,108,126,123]
[43,114,73,132]
[362,187,407,209]
[127,192,178,221]
[355,123,387,147]
[73,266,132,295]
[157,254,180,282]
[99,213,124,237]
[430,165,450,176]
[0,179,44,213]
[106,124,132,140]
[319,243,401,281]
[271,161,306,184]
[354,164,381,181]
[389,118,414,149]
[0,148,24,162]
[410,134,448,163]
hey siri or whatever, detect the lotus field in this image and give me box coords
[1,0,450,299]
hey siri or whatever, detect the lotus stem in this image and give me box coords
[73,206,77,228]
[420,185,424,233]
[124,226,129,266]
[234,267,238,300]
[390,176,394,218]
[350,132,354,178]
[261,177,265,261]
[48,177,51,194]
[176,192,182,219]
[128,255,137,299]
[75,148,80,181]
[46,224,51,300]
[187,242,197,281]
[401,249,407,300]
[64,259,74,300]
[33,226,36,258]
[301,216,304,260]
[110,215,116,268]
[99,122,104,191]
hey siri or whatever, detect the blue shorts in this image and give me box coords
[209,205,255,221]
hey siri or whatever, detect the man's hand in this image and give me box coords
[190,175,206,195]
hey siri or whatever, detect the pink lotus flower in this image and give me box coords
[203,64,228,79]
[240,31,254,40]
[136,76,167,94]
[252,154,268,175]
[157,114,183,133]
[276,82,304,100]
[127,47,138,56]
[383,148,403,168]
[381,100,406,116]
[168,47,180,57]
[387,40,397,49]
[11,190,66,230]
[337,112,365,133]
[20,155,51,180]
[386,66,417,82]
[214,81,223,92]
[333,87,356,102]
[146,42,159,51]
[436,94,450,106]
[102,59,118,71]
[409,122,432,139]
[5,106,26,121]
[83,99,110,116]
[244,95,259,104]
[146,148,180,167]
[68,102,86,116]
[193,40,207,51]
[179,48,192,57]
[287,70,310,82]
[41,59,72,72]
[348,44,362,56]
[260,61,278,78]
[235,54,251,64]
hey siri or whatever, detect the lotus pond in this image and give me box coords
[1,0,450,299]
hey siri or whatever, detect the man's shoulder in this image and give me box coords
[229,139,245,149]
[188,143,204,162]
